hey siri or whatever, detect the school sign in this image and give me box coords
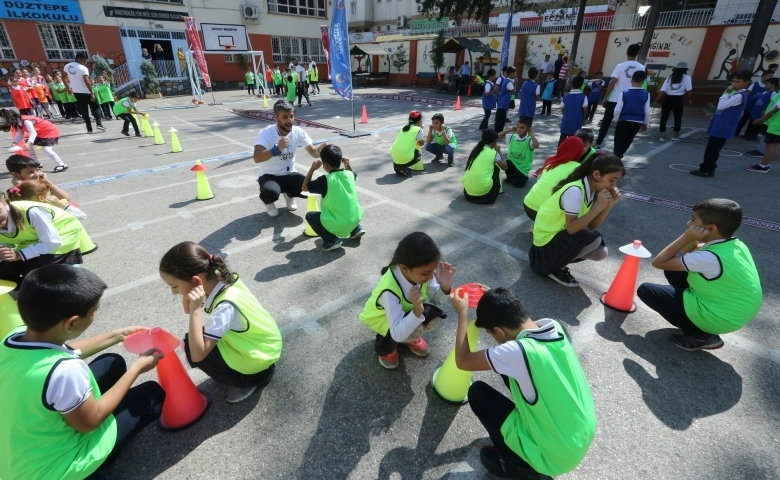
[0,0,83,23]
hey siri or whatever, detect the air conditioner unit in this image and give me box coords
[397,15,405,27]
[243,5,260,20]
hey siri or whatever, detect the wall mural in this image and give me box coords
[708,26,780,80]
[526,32,596,75]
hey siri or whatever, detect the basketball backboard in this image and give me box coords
[200,23,249,52]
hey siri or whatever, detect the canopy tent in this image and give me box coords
[431,37,499,71]
[350,44,393,73]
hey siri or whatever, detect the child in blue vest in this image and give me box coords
[637,199,762,351]
[559,75,589,145]
[518,67,540,123]
[736,71,772,139]
[359,232,455,369]
[479,68,498,132]
[745,77,778,159]
[692,70,752,177]
[159,241,282,403]
[0,265,164,480]
[494,66,516,134]
[450,286,596,478]
[302,145,365,251]
[587,72,604,122]
[612,70,650,159]
[541,73,555,115]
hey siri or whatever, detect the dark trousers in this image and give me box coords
[305,211,362,244]
[523,204,537,221]
[297,82,311,105]
[374,304,444,355]
[64,102,78,118]
[88,354,165,471]
[479,109,492,130]
[494,108,508,133]
[247,84,255,95]
[587,102,598,121]
[558,132,571,146]
[311,80,320,93]
[699,136,728,173]
[736,109,751,136]
[118,113,140,135]
[184,334,276,388]
[393,149,421,175]
[660,96,684,134]
[464,166,501,204]
[613,121,643,158]
[99,102,113,119]
[257,172,305,204]
[74,92,102,132]
[469,378,533,471]
[55,100,66,116]
[505,161,528,187]
[542,100,552,115]
[636,270,708,335]
[596,101,617,145]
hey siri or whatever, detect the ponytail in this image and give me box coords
[0,192,24,230]
[465,141,487,171]
[159,241,236,288]
[553,153,625,193]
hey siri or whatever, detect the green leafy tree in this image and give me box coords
[92,55,114,89]
[429,29,446,73]
[391,45,409,75]
[418,0,577,29]
[140,60,161,95]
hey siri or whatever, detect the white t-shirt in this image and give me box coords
[377,266,448,342]
[609,60,645,101]
[254,124,313,177]
[560,179,593,215]
[0,205,62,259]
[680,239,727,279]
[660,74,693,96]
[202,281,245,340]
[64,62,91,94]
[295,65,306,82]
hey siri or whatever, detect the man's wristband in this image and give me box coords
[270,144,281,156]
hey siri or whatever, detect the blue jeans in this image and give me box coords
[424,142,455,164]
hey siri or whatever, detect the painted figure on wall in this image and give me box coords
[713,47,738,79]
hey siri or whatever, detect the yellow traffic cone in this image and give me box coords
[169,127,183,153]
[190,160,214,200]
[411,158,425,171]
[152,122,165,145]
[141,115,153,137]
[79,228,98,255]
[303,194,319,237]
[263,95,269,108]
[431,320,479,404]
[0,280,22,338]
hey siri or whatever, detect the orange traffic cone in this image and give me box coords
[455,96,462,111]
[600,240,652,313]
[467,84,472,97]
[360,105,368,124]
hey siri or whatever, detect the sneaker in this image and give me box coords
[321,239,343,251]
[96,125,106,131]
[479,447,530,479]
[669,333,724,351]
[547,267,580,288]
[746,150,764,157]
[448,160,454,167]
[87,130,94,134]
[349,225,366,239]
[746,163,770,173]
[265,202,279,217]
[404,337,429,356]
[659,136,667,142]
[52,165,68,173]
[689,169,714,177]
[432,155,444,163]
[225,385,257,403]
[378,350,399,369]
[396,169,411,178]
[594,144,601,150]
[671,135,681,141]
[283,193,297,211]
[121,131,129,136]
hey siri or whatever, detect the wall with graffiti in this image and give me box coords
[602,28,704,77]
[707,25,780,80]
[525,32,597,75]
[415,40,456,74]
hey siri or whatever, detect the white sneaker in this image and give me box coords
[283,193,297,211]
[265,202,279,217]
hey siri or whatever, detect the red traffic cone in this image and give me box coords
[600,240,652,313]
[360,105,368,124]
[455,96,462,111]
[467,84,472,97]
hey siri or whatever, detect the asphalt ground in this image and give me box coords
[9,84,779,480]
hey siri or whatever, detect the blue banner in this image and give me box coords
[0,0,83,24]
[500,4,513,71]
[329,0,353,101]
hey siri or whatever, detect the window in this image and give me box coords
[271,36,325,64]
[0,22,15,60]
[267,0,326,18]
[37,23,86,60]
[143,0,184,4]
[225,54,238,63]
[350,2,356,14]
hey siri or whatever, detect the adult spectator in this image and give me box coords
[557,56,570,98]
[141,48,152,60]
[460,61,471,92]
[63,52,104,134]
[153,44,164,60]
[553,53,563,97]
[539,54,552,75]
[474,57,484,77]
[595,43,645,148]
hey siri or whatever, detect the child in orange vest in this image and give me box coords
[9,78,33,116]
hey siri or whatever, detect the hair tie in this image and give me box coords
[8,187,20,195]
[209,254,214,261]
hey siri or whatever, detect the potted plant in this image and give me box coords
[140,59,163,99]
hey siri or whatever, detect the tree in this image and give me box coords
[418,0,576,28]
[391,45,409,76]
[140,60,161,96]
[91,55,115,89]
[735,0,778,75]
[429,29,446,73]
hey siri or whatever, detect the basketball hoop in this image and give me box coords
[224,45,235,52]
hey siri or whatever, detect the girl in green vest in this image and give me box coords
[461,129,508,205]
[159,241,283,403]
[45,73,65,117]
[359,232,455,369]
[93,76,116,121]
[389,110,426,177]
[529,153,624,287]
[309,64,320,94]
[449,286,596,477]
[53,73,78,119]
[637,198,762,351]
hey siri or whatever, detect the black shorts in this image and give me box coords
[765,132,780,144]
[33,137,58,147]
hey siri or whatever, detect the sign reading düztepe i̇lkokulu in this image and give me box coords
[1,0,83,24]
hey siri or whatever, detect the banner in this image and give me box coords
[320,25,332,80]
[500,4,513,71]
[328,0,352,101]
[183,17,211,89]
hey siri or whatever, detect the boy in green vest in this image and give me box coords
[450,286,596,478]
[245,68,256,96]
[0,265,165,480]
[746,86,780,173]
[638,198,762,351]
[272,66,283,96]
[423,113,458,166]
[113,93,145,137]
[309,64,320,95]
[93,76,115,121]
[302,144,365,251]
[285,74,297,103]
[500,116,539,187]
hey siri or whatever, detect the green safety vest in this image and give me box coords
[389,125,422,164]
[320,170,364,238]
[309,68,319,82]
[204,275,282,374]
[92,83,113,105]
[272,71,282,85]
[461,146,499,196]
[112,97,133,116]
[359,268,430,335]
[532,178,592,247]
[0,328,117,480]
[507,133,533,176]
[683,239,762,334]
[523,148,596,212]
[433,126,457,150]
[245,72,255,85]
[764,92,780,135]
[285,77,297,102]
[0,201,83,254]
[500,320,596,476]
[47,82,61,102]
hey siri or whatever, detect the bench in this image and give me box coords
[367,71,389,86]
[411,72,438,88]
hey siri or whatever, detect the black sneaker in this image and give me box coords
[547,267,580,287]
[432,155,444,163]
[479,447,540,479]
[321,239,343,251]
[134,133,142,137]
[448,160,454,167]
[746,150,764,157]
[52,165,68,173]
[349,225,366,239]
[96,125,106,131]
[121,131,129,136]
[689,169,714,177]
[746,163,770,173]
[669,333,724,351]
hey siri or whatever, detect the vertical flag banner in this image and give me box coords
[320,25,332,80]
[183,17,211,89]
[329,0,353,100]
[501,4,514,70]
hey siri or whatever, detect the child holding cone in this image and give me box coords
[359,232,455,369]
[113,93,145,137]
[159,242,282,403]
[449,286,596,478]
[637,199,762,351]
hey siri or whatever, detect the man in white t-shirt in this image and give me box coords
[291,59,312,107]
[63,52,105,134]
[595,43,645,147]
[253,100,326,217]
[538,54,552,75]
